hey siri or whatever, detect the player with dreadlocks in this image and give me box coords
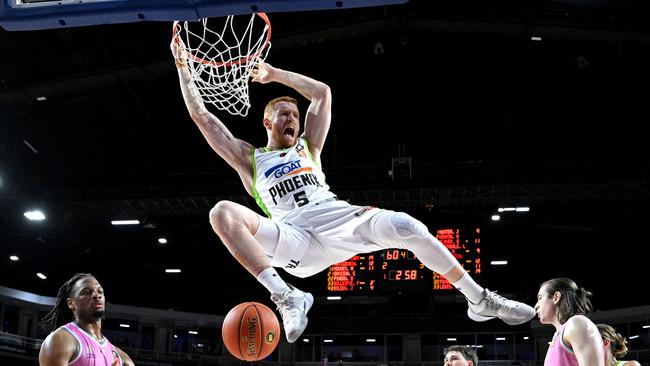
[38,273,135,366]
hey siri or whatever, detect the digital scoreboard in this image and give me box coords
[327,227,481,292]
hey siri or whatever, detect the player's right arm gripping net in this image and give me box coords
[173,13,272,117]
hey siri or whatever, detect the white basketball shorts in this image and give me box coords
[254,199,386,278]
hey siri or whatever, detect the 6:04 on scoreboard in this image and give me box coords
[326,227,481,293]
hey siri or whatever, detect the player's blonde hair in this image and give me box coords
[264,96,297,120]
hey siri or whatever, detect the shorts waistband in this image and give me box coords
[314,196,338,206]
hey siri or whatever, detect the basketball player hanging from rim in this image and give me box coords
[170,20,535,344]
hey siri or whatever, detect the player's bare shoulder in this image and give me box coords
[39,327,77,364]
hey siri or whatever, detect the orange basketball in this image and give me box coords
[221,302,280,361]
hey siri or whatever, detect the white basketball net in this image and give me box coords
[173,13,272,117]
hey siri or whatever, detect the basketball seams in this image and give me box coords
[256,307,273,358]
[236,303,248,360]
[240,303,256,360]
[253,303,265,358]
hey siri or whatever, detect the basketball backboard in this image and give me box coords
[0,0,409,31]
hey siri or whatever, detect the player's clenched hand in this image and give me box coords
[251,61,276,84]
[170,35,188,62]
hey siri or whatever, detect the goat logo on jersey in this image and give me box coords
[264,160,306,179]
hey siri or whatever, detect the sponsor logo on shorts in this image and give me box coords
[354,206,375,217]
[285,259,300,269]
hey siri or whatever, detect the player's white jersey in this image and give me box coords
[252,137,336,221]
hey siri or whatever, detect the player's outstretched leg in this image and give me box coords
[271,284,314,343]
[363,210,535,325]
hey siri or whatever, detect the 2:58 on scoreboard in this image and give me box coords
[326,227,481,292]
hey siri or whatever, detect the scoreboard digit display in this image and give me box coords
[327,227,481,293]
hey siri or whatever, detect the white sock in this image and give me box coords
[257,267,291,295]
[453,273,485,304]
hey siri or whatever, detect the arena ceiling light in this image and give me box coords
[497,207,530,212]
[9,255,19,261]
[24,210,46,221]
[111,219,140,225]
[493,206,529,221]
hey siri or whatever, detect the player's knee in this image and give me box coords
[209,200,238,232]
[386,212,429,240]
